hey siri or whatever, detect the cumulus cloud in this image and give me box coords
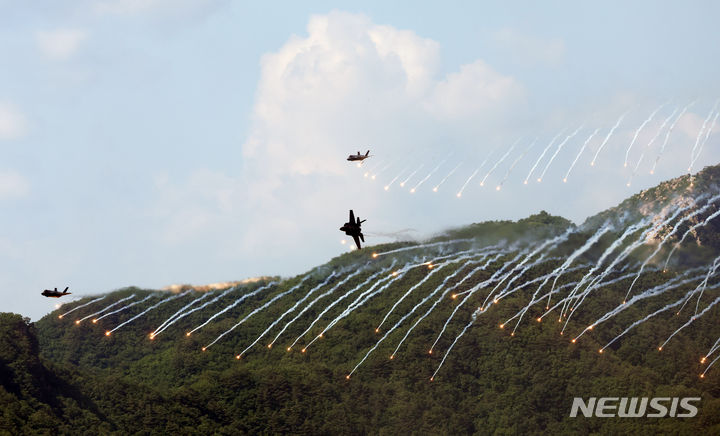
[493,28,565,67]
[0,170,30,199]
[0,102,27,140]
[35,28,88,60]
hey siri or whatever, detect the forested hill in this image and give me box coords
[3,165,720,434]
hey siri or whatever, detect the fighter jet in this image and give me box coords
[340,210,366,250]
[347,150,371,164]
[42,287,71,298]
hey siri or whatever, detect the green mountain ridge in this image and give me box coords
[3,165,720,434]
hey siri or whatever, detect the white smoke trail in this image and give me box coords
[498,138,537,189]
[152,285,243,337]
[96,295,154,322]
[600,283,719,352]
[291,266,393,350]
[384,165,410,191]
[591,111,629,167]
[456,168,479,197]
[411,160,446,193]
[576,272,704,343]
[400,164,424,188]
[430,308,481,381]
[109,291,191,336]
[689,100,719,170]
[273,269,365,348]
[237,273,335,353]
[433,162,462,192]
[563,128,599,183]
[660,294,720,351]
[59,296,106,319]
[189,282,277,336]
[537,125,583,182]
[625,195,719,301]
[623,103,668,168]
[664,204,720,269]
[76,295,136,324]
[689,110,719,173]
[373,238,476,257]
[152,291,214,335]
[391,253,501,357]
[376,261,452,332]
[524,129,566,184]
[479,138,521,187]
[651,102,695,174]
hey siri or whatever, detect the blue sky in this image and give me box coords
[1,1,719,319]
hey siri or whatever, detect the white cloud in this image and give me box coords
[0,170,30,199]
[0,102,27,140]
[35,28,88,60]
[493,28,565,67]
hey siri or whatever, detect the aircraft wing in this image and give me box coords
[349,210,355,224]
[352,234,362,250]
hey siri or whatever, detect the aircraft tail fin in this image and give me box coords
[63,287,69,293]
[365,150,370,156]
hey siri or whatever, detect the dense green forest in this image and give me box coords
[3,166,720,434]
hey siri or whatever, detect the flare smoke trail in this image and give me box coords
[431,308,481,381]
[564,219,650,307]
[96,295,154,322]
[689,101,719,170]
[291,266,393,349]
[348,260,472,377]
[152,291,214,336]
[479,138,521,186]
[189,282,277,336]
[153,285,244,337]
[623,103,668,168]
[576,272,704,343]
[591,111,629,166]
[537,125,583,182]
[625,195,719,301]
[239,273,336,353]
[430,251,527,352]
[433,162,461,192]
[661,294,720,351]
[400,164,424,188]
[664,204,720,269]
[456,168,479,197]
[77,295,136,324]
[273,270,364,348]
[411,160,446,193]
[634,107,679,170]
[563,128,599,182]
[497,138,536,189]
[207,282,322,351]
[457,145,500,195]
[110,291,191,336]
[561,202,694,326]
[59,296,106,319]
[374,238,475,257]
[600,283,720,352]
[652,102,695,173]
[376,261,453,332]
[229,275,312,353]
[690,111,719,173]
[384,166,409,191]
[481,231,574,309]
[676,255,720,316]
[524,129,566,184]
[391,253,500,356]
[311,267,410,344]
[512,226,607,332]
